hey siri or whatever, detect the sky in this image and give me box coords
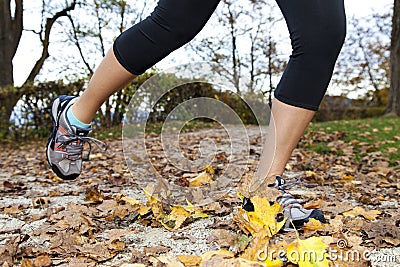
[12,0,393,96]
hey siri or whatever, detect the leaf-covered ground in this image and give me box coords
[0,118,399,267]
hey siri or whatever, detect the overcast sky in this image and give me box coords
[13,0,393,92]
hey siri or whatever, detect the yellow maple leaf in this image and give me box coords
[161,205,191,230]
[247,196,286,237]
[137,205,151,216]
[202,164,215,175]
[177,255,202,266]
[287,236,330,267]
[121,196,140,206]
[242,232,285,267]
[189,171,215,186]
[302,218,326,233]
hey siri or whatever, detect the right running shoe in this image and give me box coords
[243,176,326,231]
[46,95,107,180]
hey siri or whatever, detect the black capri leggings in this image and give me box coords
[113,0,346,111]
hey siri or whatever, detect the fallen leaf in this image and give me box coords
[342,206,381,220]
[287,236,330,267]
[189,171,214,186]
[33,255,52,267]
[177,255,202,266]
[156,253,185,267]
[302,218,326,233]
[3,205,21,215]
[121,196,140,206]
[246,196,286,237]
[20,258,34,267]
[32,197,49,208]
[200,250,235,263]
[85,187,105,203]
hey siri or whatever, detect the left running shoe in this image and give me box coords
[46,95,107,180]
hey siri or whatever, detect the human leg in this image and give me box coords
[47,0,221,179]
[245,0,346,229]
[252,0,346,187]
[73,0,221,124]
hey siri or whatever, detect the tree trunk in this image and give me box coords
[386,0,400,116]
[0,0,23,87]
[0,1,76,137]
[0,0,23,134]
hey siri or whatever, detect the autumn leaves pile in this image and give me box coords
[130,186,332,267]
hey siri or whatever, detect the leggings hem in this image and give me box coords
[274,93,319,111]
[113,42,143,76]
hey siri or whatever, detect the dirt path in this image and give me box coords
[0,126,399,266]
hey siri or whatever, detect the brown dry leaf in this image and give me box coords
[106,229,132,243]
[108,241,125,251]
[208,229,238,248]
[84,187,105,203]
[32,197,49,208]
[177,255,202,266]
[33,255,52,267]
[200,250,235,264]
[240,231,269,262]
[143,246,170,256]
[49,231,79,255]
[328,215,344,233]
[96,199,118,213]
[156,253,185,267]
[3,205,21,215]
[20,258,34,267]
[0,236,20,265]
[238,174,281,201]
[303,199,322,209]
[120,264,146,267]
[383,237,400,246]
[111,204,130,220]
[78,242,115,261]
[342,206,381,220]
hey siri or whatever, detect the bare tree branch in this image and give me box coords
[24,1,77,85]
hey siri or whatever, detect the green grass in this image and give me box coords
[305,116,400,166]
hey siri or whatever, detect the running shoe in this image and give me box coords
[46,95,107,180]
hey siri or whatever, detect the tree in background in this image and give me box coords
[333,11,391,107]
[386,0,400,116]
[188,0,285,97]
[0,0,76,136]
[66,0,153,127]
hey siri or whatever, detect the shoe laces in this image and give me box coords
[272,177,317,210]
[57,134,108,160]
